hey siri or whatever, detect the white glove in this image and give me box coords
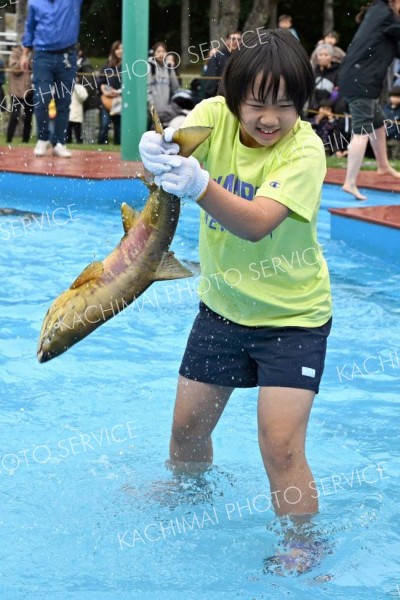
[154,155,210,202]
[138,130,180,175]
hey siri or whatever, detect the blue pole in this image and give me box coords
[121,0,149,160]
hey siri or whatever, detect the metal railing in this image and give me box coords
[0,32,18,57]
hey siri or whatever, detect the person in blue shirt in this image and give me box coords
[20,0,84,158]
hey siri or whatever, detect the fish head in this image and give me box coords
[37,289,88,363]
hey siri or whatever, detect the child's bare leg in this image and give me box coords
[342,133,369,200]
[370,125,400,178]
[257,386,317,516]
[168,376,233,473]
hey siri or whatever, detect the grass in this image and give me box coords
[326,154,400,171]
[0,133,120,153]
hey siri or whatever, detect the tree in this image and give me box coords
[16,0,28,40]
[0,5,5,35]
[217,0,241,38]
[243,0,278,32]
[323,0,334,35]
[209,0,219,43]
[181,0,190,67]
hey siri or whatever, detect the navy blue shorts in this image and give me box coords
[179,303,332,393]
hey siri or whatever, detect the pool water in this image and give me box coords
[0,180,399,599]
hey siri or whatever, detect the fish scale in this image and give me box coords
[37,112,212,362]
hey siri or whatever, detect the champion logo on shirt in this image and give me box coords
[269,181,282,189]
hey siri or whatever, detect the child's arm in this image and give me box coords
[151,153,289,242]
[197,179,289,242]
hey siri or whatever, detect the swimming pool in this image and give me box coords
[1,179,399,599]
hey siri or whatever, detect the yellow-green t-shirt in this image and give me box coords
[182,96,332,328]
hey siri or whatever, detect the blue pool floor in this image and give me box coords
[0,180,399,599]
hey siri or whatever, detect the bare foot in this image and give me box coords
[263,540,329,576]
[342,184,367,201]
[376,167,400,179]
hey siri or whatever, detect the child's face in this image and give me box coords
[389,94,400,107]
[239,74,298,148]
[319,106,333,117]
[324,34,337,46]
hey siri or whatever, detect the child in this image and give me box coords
[67,77,88,144]
[383,86,400,160]
[312,99,349,157]
[139,29,332,573]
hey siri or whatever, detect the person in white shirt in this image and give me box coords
[67,78,88,144]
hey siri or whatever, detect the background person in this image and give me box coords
[20,0,83,158]
[204,31,242,99]
[338,0,400,200]
[308,44,341,115]
[97,40,122,145]
[310,31,346,68]
[147,42,180,126]
[278,14,300,40]
[67,75,88,144]
[383,85,400,159]
[0,53,7,121]
[6,44,34,144]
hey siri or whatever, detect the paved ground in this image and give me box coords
[0,146,399,193]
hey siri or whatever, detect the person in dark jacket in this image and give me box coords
[204,31,242,98]
[383,85,400,158]
[338,0,400,200]
[309,44,341,114]
[97,40,122,145]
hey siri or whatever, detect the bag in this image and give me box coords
[101,95,113,112]
[110,96,122,116]
[101,94,121,115]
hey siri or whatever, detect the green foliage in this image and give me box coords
[78,0,366,60]
[80,0,122,57]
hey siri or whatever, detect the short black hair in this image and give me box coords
[221,29,315,119]
[389,86,400,97]
[318,98,334,109]
[278,14,292,23]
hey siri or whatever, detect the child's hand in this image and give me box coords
[139,131,180,175]
[154,155,209,202]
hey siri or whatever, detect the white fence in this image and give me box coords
[0,31,18,57]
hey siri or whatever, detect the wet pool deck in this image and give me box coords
[0,146,399,193]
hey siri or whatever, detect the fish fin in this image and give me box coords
[136,173,158,194]
[70,261,104,289]
[121,202,140,233]
[172,126,213,157]
[151,106,164,135]
[154,251,193,281]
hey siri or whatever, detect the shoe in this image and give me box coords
[52,143,72,158]
[34,140,50,157]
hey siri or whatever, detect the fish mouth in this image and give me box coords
[37,347,46,363]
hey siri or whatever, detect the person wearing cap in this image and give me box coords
[20,0,84,158]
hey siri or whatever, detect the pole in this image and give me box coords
[121,0,149,160]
